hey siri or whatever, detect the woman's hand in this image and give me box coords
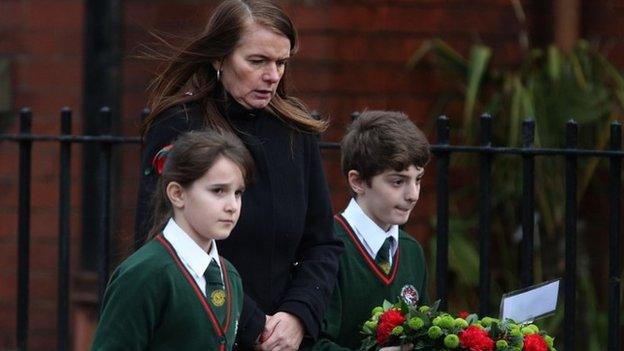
[257,312,304,351]
[254,315,271,348]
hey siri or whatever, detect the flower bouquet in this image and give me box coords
[359,299,556,351]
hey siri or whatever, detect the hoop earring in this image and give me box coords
[216,69,222,81]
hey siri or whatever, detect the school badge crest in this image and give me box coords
[400,284,419,306]
[210,289,226,307]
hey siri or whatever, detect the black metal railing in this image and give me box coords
[425,115,622,351]
[1,110,621,350]
[1,107,141,351]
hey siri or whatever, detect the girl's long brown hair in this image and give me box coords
[147,130,254,241]
[142,0,327,137]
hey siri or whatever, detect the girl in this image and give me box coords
[92,130,254,351]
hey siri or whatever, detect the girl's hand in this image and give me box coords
[258,312,304,351]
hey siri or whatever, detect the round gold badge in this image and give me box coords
[210,289,226,307]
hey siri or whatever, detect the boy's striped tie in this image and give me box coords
[375,237,394,274]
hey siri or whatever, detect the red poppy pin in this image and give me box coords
[150,144,173,175]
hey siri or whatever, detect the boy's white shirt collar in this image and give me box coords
[342,198,399,261]
[162,218,222,287]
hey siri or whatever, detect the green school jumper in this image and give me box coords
[308,214,429,350]
[91,235,243,351]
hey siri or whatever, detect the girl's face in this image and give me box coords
[171,156,245,252]
[216,22,291,109]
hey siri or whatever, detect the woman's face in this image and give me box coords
[217,22,291,109]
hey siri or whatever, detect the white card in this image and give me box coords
[499,279,560,323]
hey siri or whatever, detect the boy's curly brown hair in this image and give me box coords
[341,110,430,184]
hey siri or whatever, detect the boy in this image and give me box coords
[309,110,430,350]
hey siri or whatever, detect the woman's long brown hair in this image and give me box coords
[142,0,327,137]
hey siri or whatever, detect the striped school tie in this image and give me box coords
[204,259,226,323]
[375,237,394,274]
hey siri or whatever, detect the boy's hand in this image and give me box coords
[257,312,304,350]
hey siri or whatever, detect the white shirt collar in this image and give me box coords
[342,198,399,259]
[162,218,221,278]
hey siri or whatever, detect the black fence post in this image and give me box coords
[564,120,578,351]
[435,116,450,309]
[82,0,121,271]
[57,107,72,351]
[607,121,621,351]
[478,114,492,316]
[17,108,32,351]
[521,120,535,287]
[97,107,113,303]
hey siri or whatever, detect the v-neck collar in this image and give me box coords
[156,235,233,351]
[335,213,400,285]
[342,199,399,262]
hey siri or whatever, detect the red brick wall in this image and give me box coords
[583,1,624,64]
[0,1,85,350]
[1,0,623,350]
[282,1,526,239]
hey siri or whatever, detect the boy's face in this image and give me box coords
[350,165,424,231]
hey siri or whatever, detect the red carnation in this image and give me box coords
[459,325,494,351]
[524,334,548,351]
[376,309,405,344]
[458,310,470,319]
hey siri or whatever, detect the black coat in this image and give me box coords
[135,100,344,349]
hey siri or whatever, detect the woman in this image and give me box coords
[135,1,343,350]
